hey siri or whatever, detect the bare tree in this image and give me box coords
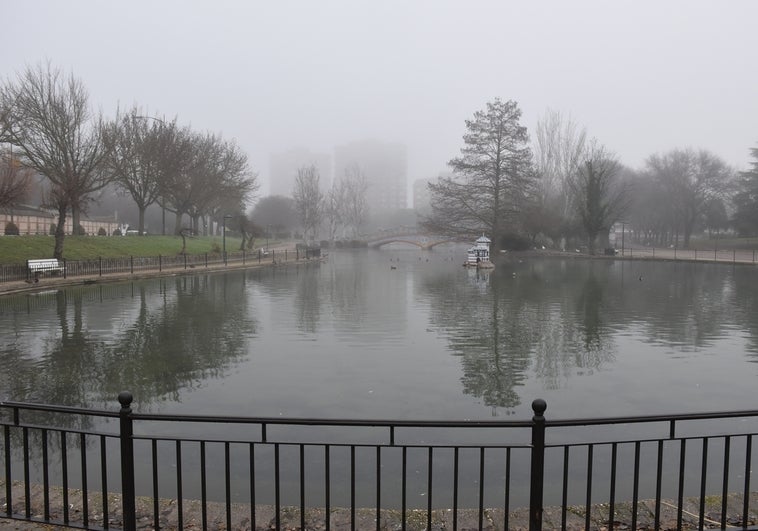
[341,164,368,238]
[324,178,346,242]
[103,108,181,235]
[569,142,631,254]
[530,108,587,246]
[1,62,109,257]
[424,99,534,250]
[0,148,32,209]
[207,137,258,235]
[292,164,323,243]
[645,148,732,247]
[161,130,256,236]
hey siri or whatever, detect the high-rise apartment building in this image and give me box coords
[333,140,407,212]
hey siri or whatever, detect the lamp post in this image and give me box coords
[621,222,625,257]
[222,215,233,265]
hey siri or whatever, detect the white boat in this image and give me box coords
[464,235,495,269]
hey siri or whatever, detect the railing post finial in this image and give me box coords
[118,391,133,410]
[531,398,547,419]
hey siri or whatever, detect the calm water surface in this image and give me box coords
[2,248,757,420]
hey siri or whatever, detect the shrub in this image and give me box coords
[500,233,531,251]
[4,222,19,235]
[113,228,122,236]
[210,242,222,255]
[73,224,86,236]
[97,227,107,236]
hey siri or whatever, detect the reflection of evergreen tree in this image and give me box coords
[423,268,534,411]
[728,267,758,360]
[421,259,619,410]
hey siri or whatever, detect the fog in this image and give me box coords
[2,0,757,200]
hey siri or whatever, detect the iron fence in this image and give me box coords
[618,247,757,264]
[0,249,307,284]
[2,395,758,530]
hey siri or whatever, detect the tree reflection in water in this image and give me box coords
[0,274,256,411]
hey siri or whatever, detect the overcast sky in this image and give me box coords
[3,1,757,197]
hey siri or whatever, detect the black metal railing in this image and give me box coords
[0,248,314,285]
[2,395,757,530]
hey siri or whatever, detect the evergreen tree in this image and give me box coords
[424,99,534,250]
[732,145,758,236]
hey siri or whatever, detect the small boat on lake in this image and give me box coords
[464,235,495,269]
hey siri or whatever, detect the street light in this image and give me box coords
[222,215,233,265]
[621,222,626,257]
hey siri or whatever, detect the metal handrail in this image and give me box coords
[2,395,758,531]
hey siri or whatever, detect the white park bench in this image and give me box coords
[27,258,65,281]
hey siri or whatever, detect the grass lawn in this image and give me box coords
[0,235,247,265]
[689,235,758,250]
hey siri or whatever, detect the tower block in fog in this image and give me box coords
[334,140,407,213]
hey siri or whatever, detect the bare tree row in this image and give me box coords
[0,62,258,258]
[531,108,737,250]
[291,163,368,244]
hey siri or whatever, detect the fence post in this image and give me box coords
[99,256,102,276]
[159,255,162,272]
[285,249,288,262]
[118,392,136,531]
[130,256,134,275]
[63,258,67,279]
[243,250,246,265]
[529,399,547,531]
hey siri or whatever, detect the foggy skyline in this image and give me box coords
[2,1,756,201]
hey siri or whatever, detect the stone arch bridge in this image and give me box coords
[363,227,465,250]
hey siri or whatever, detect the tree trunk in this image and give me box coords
[72,205,81,235]
[174,211,183,235]
[587,231,598,255]
[597,229,611,251]
[138,206,146,235]
[53,203,67,259]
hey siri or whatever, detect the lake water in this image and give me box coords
[2,247,757,420]
[3,248,758,508]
